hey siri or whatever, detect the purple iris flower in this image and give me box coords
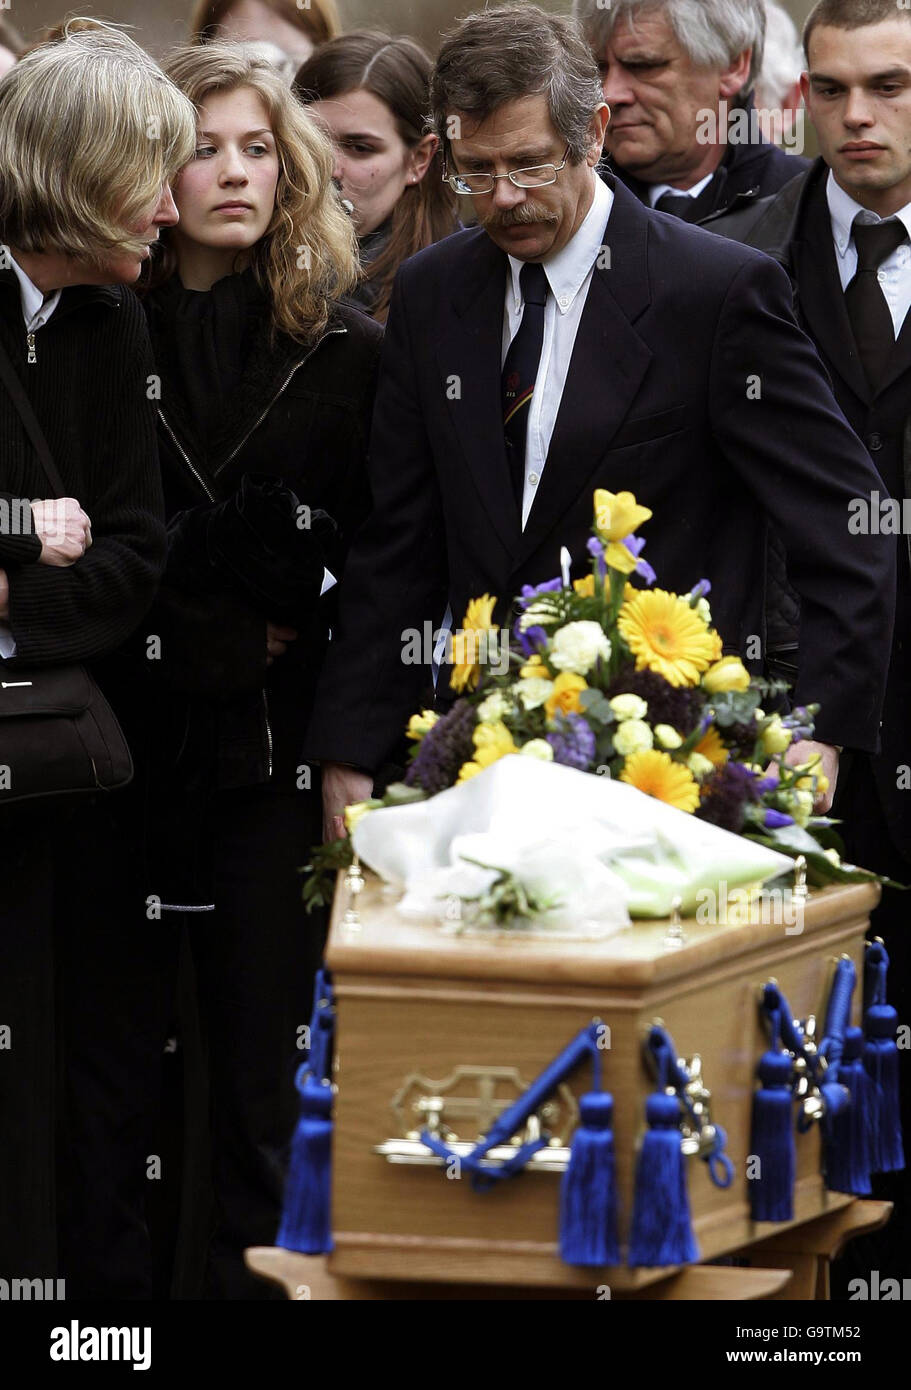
[623,535,656,586]
[690,579,712,600]
[514,619,549,659]
[586,535,608,580]
[518,578,562,608]
[756,776,780,794]
[764,809,795,829]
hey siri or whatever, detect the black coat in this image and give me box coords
[708,158,911,857]
[304,174,895,774]
[139,287,382,794]
[0,271,165,673]
[609,126,809,221]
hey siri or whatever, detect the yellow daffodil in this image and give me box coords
[451,594,498,694]
[703,656,751,693]
[406,709,439,741]
[593,489,652,542]
[620,749,701,813]
[545,671,587,720]
[618,589,722,687]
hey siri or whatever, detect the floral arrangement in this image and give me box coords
[304,490,881,911]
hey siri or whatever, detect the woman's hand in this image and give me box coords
[266,621,298,665]
[30,497,92,566]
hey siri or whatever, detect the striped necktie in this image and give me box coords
[502,260,549,510]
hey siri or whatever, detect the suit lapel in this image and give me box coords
[436,232,519,557]
[795,181,871,406]
[516,181,653,567]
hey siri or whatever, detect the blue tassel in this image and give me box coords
[749,1049,795,1221]
[560,1091,620,1266]
[864,1003,905,1174]
[825,1026,873,1195]
[628,1091,698,1267]
[276,1065,334,1254]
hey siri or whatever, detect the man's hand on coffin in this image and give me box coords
[322,760,374,842]
[783,739,839,813]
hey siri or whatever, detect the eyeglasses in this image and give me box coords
[443,145,571,196]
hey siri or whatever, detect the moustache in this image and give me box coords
[481,202,559,230]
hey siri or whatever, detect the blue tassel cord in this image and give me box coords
[560,1041,620,1267]
[628,1090,699,1267]
[276,968,336,1255]
[826,1026,873,1196]
[749,1048,795,1221]
[864,943,905,1174]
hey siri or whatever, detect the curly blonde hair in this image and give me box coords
[149,42,358,343]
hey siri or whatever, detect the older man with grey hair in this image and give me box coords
[574,0,807,220]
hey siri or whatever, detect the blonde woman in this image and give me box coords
[0,20,195,1294]
[139,42,382,1298]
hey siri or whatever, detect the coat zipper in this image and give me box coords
[156,322,346,782]
[212,324,346,477]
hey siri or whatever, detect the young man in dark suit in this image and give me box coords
[305,2,894,843]
[573,0,808,222]
[710,0,911,1282]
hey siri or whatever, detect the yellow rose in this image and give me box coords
[593,488,652,542]
[760,715,792,756]
[406,709,439,741]
[545,671,587,720]
[703,656,751,693]
[519,654,551,679]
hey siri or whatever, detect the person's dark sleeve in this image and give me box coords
[304,271,448,772]
[711,253,896,752]
[0,493,41,566]
[5,305,166,664]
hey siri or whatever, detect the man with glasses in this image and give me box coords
[306,3,895,838]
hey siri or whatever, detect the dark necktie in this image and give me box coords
[502,261,549,509]
[654,179,717,223]
[845,217,907,391]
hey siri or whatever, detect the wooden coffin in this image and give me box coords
[325,873,879,1291]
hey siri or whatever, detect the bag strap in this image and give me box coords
[0,333,65,498]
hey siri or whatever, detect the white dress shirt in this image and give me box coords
[502,173,614,529]
[1,257,62,658]
[827,169,911,338]
[647,170,715,208]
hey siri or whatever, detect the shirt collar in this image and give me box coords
[826,167,911,258]
[507,172,613,316]
[7,253,62,332]
[647,170,715,207]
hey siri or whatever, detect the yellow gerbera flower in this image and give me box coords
[620,749,701,813]
[451,594,498,693]
[693,725,729,766]
[593,489,653,542]
[618,589,723,687]
[545,671,587,720]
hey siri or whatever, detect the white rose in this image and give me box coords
[613,719,653,756]
[548,620,611,676]
[609,693,648,722]
[515,677,554,710]
[520,739,554,761]
[654,724,682,750]
[477,691,510,723]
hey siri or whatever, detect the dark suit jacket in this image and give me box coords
[710,158,911,856]
[304,175,895,774]
[611,130,809,222]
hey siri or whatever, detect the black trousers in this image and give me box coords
[171,783,325,1300]
[831,755,911,1293]
[0,791,175,1297]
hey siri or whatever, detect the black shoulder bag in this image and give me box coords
[0,339,133,807]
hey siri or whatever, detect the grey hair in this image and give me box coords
[429,4,604,164]
[755,1,802,110]
[573,0,766,96]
